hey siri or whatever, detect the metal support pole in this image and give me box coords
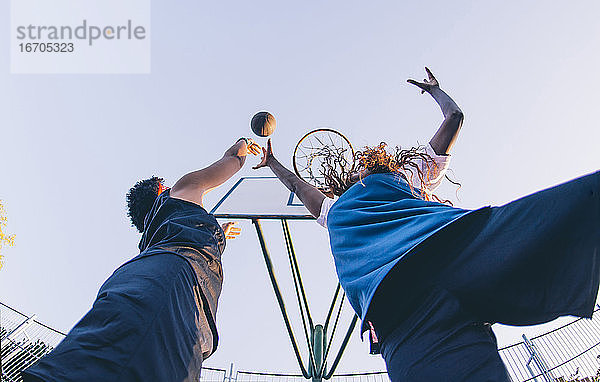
[522,334,555,382]
[282,219,314,331]
[524,352,539,382]
[224,362,234,382]
[323,284,341,332]
[253,219,310,379]
[311,325,325,382]
[250,217,358,381]
[5,314,37,342]
[324,314,359,379]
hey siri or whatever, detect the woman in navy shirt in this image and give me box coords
[23,138,260,382]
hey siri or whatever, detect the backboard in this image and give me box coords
[209,176,358,380]
[209,176,314,220]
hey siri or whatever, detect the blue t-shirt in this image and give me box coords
[327,173,475,323]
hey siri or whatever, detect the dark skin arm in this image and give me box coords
[408,67,464,155]
[170,139,261,206]
[253,139,326,218]
[254,68,462,216]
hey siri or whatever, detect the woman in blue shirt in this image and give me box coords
[255,68,600,381]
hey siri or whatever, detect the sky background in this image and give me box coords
[1,0,600,375]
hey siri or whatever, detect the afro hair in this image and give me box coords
[126,176,164,233]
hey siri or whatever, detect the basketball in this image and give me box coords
[251,111,276,137]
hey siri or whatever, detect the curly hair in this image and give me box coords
[126,176,165,233]
[322,143,457,204]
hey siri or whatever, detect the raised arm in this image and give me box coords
[408,67,464,155]
[253,139,326,218]
[170,138,260,206]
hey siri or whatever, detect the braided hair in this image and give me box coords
[322,143,457,204]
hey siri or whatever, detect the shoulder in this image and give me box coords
[139,190,223,251]
[344,172,404,193]
[316,197,336,228]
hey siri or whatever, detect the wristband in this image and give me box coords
[237,137,250,145]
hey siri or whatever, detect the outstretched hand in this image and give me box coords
[241,138,261,156]
[407,67,439,94]
[221,221,241,240]
[252,138,274,170]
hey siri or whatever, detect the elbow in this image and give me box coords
[450,110,464,122]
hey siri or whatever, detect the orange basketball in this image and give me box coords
[251,111,276,137]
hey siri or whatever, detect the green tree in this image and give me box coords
[0,200,16,270]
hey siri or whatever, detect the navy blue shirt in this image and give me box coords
[136,190,226,357]
[22,191,226,381]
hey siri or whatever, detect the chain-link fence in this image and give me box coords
[1,302,66,382]
[499,307,600,382]
[200,366,228,382]
[236,370,389,382]
[3,302,600,382]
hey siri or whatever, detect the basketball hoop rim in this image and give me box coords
[292,128,355,188]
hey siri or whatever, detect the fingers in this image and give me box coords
[407,79,427,94]
[252,139,273,169]
[245,139,261,155]
[227,229,241,239]
[408,68,438,89]
[425,67,436,82]
[221,221,241,240]
[248,143,261,155]
[238,138,260,156]
[226,230,241,239]
[425,67,433,80]
[252,147,268,169]
[221,221,239,233]
[424,67,439,86]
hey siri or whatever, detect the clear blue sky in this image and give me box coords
[1,0,600,374]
